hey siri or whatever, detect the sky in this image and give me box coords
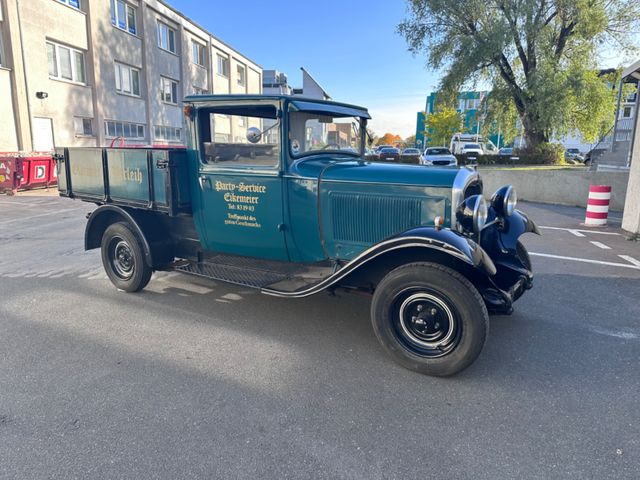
[166,1,637,139]
[167,0,438,138]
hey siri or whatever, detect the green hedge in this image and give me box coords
[457,142,568,166]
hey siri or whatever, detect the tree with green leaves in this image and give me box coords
[398,0,639,148]
[424,108,463,146]
[480,91,520,147]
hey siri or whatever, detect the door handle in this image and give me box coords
[199,175,212,189]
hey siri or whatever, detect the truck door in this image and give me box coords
[194,104,288,261]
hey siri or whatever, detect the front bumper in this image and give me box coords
[481,270,533,315]
[476,209,539,314]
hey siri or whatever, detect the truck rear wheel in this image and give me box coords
[101,222,152,292]
[371,262,488,377]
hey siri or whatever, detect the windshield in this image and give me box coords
[464,143,480,149]
[289,111,363,157]
[426,148,451,155]
[404,149,420,154]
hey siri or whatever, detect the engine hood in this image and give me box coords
[291,157,461,188]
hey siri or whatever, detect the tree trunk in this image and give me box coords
[520,113,548,150]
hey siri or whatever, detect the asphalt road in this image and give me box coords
[1,192,639,479]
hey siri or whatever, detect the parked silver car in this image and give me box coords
[421,147,458,166]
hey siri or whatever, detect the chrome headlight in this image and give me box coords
[455,194,487,234]
[491,185,517,216]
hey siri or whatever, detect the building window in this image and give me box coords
[104,120,145,139]
[110,0,137,35]
[237,64,246,87]
[193,86,209,95]
[465,98,480,110]
[622,106,633,118]
[114,62,140,96]
[192,41,206,66]
[161,77,178,104]
[46,41,86,84]
[154,125,181,143]
[74,117,93,136]
[157,22,176,53]
[56,0,81,9]
[217,54,229,77]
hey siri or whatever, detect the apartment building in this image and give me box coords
[0,0,262,152]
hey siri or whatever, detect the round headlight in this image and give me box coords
[491,185,517,216]
[455,194,488,234]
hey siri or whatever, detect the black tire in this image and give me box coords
[101,222,152,292]
[371,262,488,377]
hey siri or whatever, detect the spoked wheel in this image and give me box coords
[101,222,152,292]
[371,262,488,377]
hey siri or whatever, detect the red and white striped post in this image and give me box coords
[584,185,611,226]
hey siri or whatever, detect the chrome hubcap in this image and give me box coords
[398,293,456,349]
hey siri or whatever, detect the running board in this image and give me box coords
[171,254,332,292]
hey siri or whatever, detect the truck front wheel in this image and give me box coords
[371,262,488,377]
[101,222,152,292]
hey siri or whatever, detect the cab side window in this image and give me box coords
[199,105,280,168]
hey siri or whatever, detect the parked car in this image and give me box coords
[375,145,394,152]
[450,133,498,155]
[401,148,423,164]
[54,93,538,377]
[422,147,458,166]
[498,147,514,157]
[365,148,379,160]
[460,143,484,157]
[565,148,585,163]
[378,147,401,162]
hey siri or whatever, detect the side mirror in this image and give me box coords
[246,127,261,144]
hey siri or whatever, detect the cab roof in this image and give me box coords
[183,94,371,119]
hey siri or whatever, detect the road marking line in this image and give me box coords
[568,229,586,237]
[0,207,83,226]
[539,226,621,236]
[591,327,639,340]
[590,241,611,250]
[530,252,640,270]
[618,255,640,267]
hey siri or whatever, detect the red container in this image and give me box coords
[0,156,21,195]
[19,155,56,190]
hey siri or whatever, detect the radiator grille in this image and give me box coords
[330,193,422,243]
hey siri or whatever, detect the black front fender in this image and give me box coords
[396,227,497,277]
[262,227,496,298]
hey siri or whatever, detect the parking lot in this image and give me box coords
[1,192,639,479]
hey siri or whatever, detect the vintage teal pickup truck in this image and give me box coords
[56,94,539,376]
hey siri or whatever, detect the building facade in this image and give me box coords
[415,91,487,148]
[0,0,262,152]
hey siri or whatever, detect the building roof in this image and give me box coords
[300,67,331,100]
[621,59,640,81]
